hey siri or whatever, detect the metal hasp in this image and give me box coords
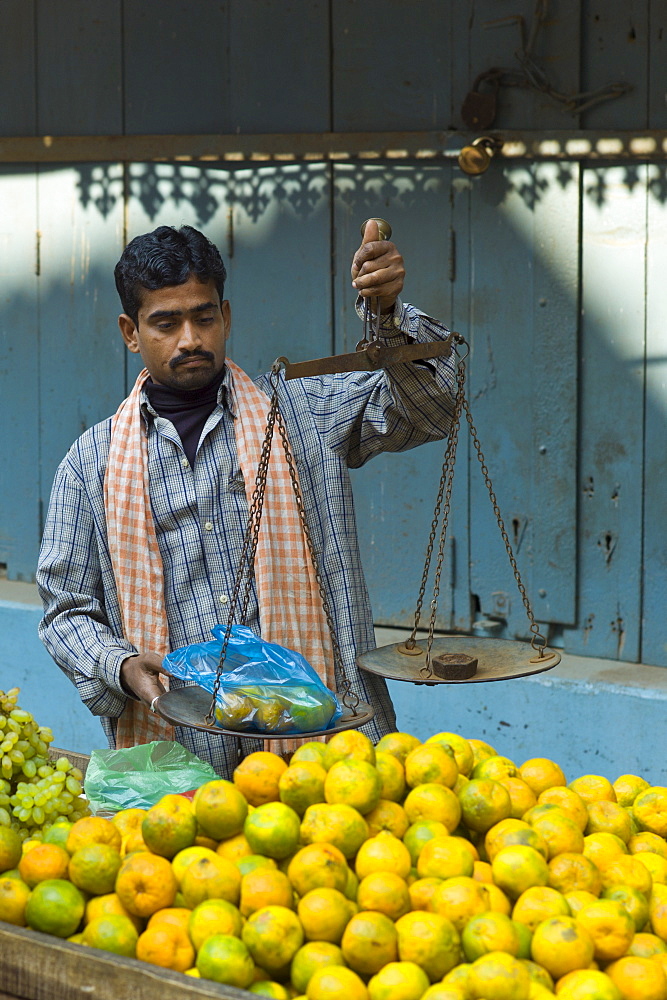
[154,685,375,739]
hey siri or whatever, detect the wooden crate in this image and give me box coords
[47,747,91,777]
[0,923,253,1000]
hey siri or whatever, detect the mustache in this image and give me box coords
[169,350,215,369]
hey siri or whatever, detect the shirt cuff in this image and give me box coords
[99,644,140,703]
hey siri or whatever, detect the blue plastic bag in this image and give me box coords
[163,624,342,735]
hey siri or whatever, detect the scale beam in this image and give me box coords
[279,335,455,379]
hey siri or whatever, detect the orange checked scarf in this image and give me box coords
[104,362,334,755]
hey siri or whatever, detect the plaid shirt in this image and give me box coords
[37,300,455,777]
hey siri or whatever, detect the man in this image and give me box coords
[37,221,456,776]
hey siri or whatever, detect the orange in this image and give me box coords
[429,876,490,932]
[297,887,353,943]
[403,783,462,831]
[485,818,549,862]
[0,875,31,925]
[583,833,628,870]
[458,779,512,833]
[629,833,667,859]
[364,800,409,839]
[300,802,369,859]
[325,730,376,767]
[467,738,498,767]
[576,899,636,962]
[374,752,407,803]
[417,835,475,880]
[485,882,513,916]
[136,921,195,971]
[193,779,249,839]
[627,933,667,958]
[467,951,531,1000]
[68,842,123,896]
[461,911,520,960]
[367,960,431,1000]
[569,776,616,807]
[112,808,149,855]
[244,801,301,859]
[188,897,243,949]
[403,821,449,865]
[513,919,532,959]
[530,811,586,859]
[636,852,667,885]
[291,741,330,767]
[82,913,138,956]
[613,775,651,808]
[141,794,197,859]
[605,956,667,1000]
[491,845,550,899]
[42,822,73,850]
[649,883,667,941]
[25,878,86,938]
[355,831,412,880]
[242,904,305,973]
[18,843,70,886]
[233,752,288,806]
[519,759,567,797]
[599,855,653,896]
[357,871,411,921]
[172,844,218,884]
[375,732,422,765]
[217,832,253,864]
[633,788,667,839]
[84,891,143,932]
[249,981,289,998]
[307,965,369,1000]
[0,827,22,873]
[498,777,537,819]
[441,961,474,990]
[404,744,458,790]
[473,859,494,883]
[240,866,294,917]
[279,762,327,816]
[66,815,122,854]
[420,987,467,1000]
[341,910,398,975]
[586,801,633,843]
[408,876,443,912]
[539,788,590,833]
[473,754,519,782]
[179,852,242,908]
[426,732,475,777]
[147,906,194,934]
[196,932,256,987]
[530,916,595,980]
[565,890,601,918]
[523,959,554,991]
[288,843,349,897]
[548,853,603,896]
[600,885,650,932]
[512,886,571,933]
[324,759,382,815]
[115,851,178,917]
[556,969,622,1000]
[291,942,345,994]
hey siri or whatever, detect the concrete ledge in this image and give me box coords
[375,627,667,787]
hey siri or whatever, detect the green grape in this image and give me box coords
[22,760,37,778]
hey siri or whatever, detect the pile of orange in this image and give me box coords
[1,729,666,1000]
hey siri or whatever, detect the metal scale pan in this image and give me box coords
[154,685,375,739]
[357,635,561,686]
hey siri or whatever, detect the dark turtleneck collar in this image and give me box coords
[144,367,227,467]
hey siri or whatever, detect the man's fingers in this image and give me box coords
[362,219,380,245]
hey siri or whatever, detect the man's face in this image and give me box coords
[118,275,231,390]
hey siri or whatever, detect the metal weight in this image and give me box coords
[458,137,498,176]
[360,218,392,241]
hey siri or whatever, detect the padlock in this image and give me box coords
[461,70,501,129]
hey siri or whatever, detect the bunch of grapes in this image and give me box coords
[0,687,91,840]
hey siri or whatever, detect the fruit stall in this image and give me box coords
[1,685,666,1000]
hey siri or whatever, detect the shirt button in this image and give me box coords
[219,594,229,604]
[181,457,189,468]
[204,521,213,531]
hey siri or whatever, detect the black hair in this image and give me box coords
[114,224,227,323]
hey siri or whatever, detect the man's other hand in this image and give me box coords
[120,652,167,707]
[351,218,405,314]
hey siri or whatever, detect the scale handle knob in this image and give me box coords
[360,218,392,241]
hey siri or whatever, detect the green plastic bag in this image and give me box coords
[84,740,218,814]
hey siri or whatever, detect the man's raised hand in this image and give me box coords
[351,219,405,314]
